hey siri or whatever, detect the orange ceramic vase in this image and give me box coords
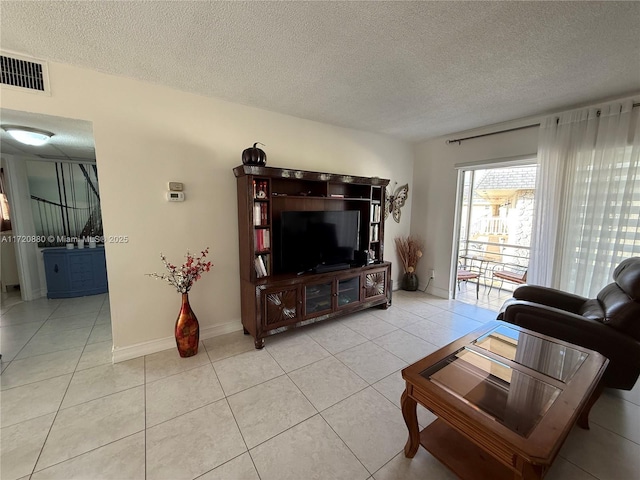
[175,293,199,357]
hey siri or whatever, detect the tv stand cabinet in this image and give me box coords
[233,165,391,349]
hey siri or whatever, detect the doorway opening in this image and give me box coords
[0,109,103,301]
[454,163,537,305]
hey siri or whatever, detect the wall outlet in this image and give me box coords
[429,269,435,279]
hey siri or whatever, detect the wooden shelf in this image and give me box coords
[272,195,369,201]
[419,408,517,480]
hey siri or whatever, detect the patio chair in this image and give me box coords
[457,265,480,299]
[489,263,527,294]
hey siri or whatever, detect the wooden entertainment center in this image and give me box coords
[234,165,392,349]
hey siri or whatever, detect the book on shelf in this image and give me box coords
[254,229,270,252]
[369,224,379,242]
[370,204,381,223]
[254,256,265,277]
[254,254,269,277]
[253,202,269,226]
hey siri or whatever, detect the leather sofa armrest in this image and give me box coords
[503,301,640,370]
[512,285,588,314]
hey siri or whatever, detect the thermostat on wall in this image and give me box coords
[166,191,185,202]
[168,182,184,191]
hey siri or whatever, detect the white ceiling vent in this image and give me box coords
[1,52,50,94]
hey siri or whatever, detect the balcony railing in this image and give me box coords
[469,216,508,236]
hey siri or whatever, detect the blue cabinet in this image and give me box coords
[42,247,108,298]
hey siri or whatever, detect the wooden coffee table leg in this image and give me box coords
[577,380,605,429]
[518,457,546,480]
[401,388,420,458]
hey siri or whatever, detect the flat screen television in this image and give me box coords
[277,210,360,274]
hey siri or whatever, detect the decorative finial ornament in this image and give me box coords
[242,142,267,166]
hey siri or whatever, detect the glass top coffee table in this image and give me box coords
[401,321,608,480]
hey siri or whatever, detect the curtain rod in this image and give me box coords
[446,102,640,145]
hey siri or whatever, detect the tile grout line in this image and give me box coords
[9,293,627,480]
[19,304,106,477]
[237,342,328,453]
[29,431,144,477]
[316,378,408,476]
[2,305,62,368]
[201,340,263,480]
[3,307,102,365]
[1,309,101,388]
[27,330,86,477]
[317,407,376,477]
[557,452,601,480]
[258,339,395,475]
[589,415,640,447]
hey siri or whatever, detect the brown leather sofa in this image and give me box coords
[498,257,640,427]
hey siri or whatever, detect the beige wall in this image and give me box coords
[411,124,539,297]
[1,61,414,358]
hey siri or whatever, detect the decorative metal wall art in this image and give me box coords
[385,182,409,223]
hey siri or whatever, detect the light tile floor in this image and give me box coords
[1,289,639,479]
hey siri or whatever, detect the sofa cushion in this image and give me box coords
[597,283,640,342]
[579,298,605,321]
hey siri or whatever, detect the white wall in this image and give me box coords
[2,155,45,299]
[0,61,414,359]
[0,157,21,292]
[411,124,539,298]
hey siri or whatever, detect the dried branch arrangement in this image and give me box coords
[395,236,424,274]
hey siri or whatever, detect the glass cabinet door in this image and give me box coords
[337,276,360,308]
[305,282,333,316]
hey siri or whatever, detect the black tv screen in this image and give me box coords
[278,210,360,273]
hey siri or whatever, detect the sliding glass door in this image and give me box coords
[454,163,537,301]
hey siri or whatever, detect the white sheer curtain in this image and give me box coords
[529,99,640,297]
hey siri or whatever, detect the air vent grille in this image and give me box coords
[1,55,46,91]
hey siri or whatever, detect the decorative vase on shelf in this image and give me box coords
[403,272,419,291]
[175,293,199,357]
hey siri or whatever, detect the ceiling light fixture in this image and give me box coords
[1,125,54,146]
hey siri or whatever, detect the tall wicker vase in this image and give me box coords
[175,293,199,357]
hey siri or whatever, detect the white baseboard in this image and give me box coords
[112,320,244,363]
[423,285,450,299]
[21,287,46,301]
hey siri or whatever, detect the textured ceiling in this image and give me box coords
[1,1,639,141]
